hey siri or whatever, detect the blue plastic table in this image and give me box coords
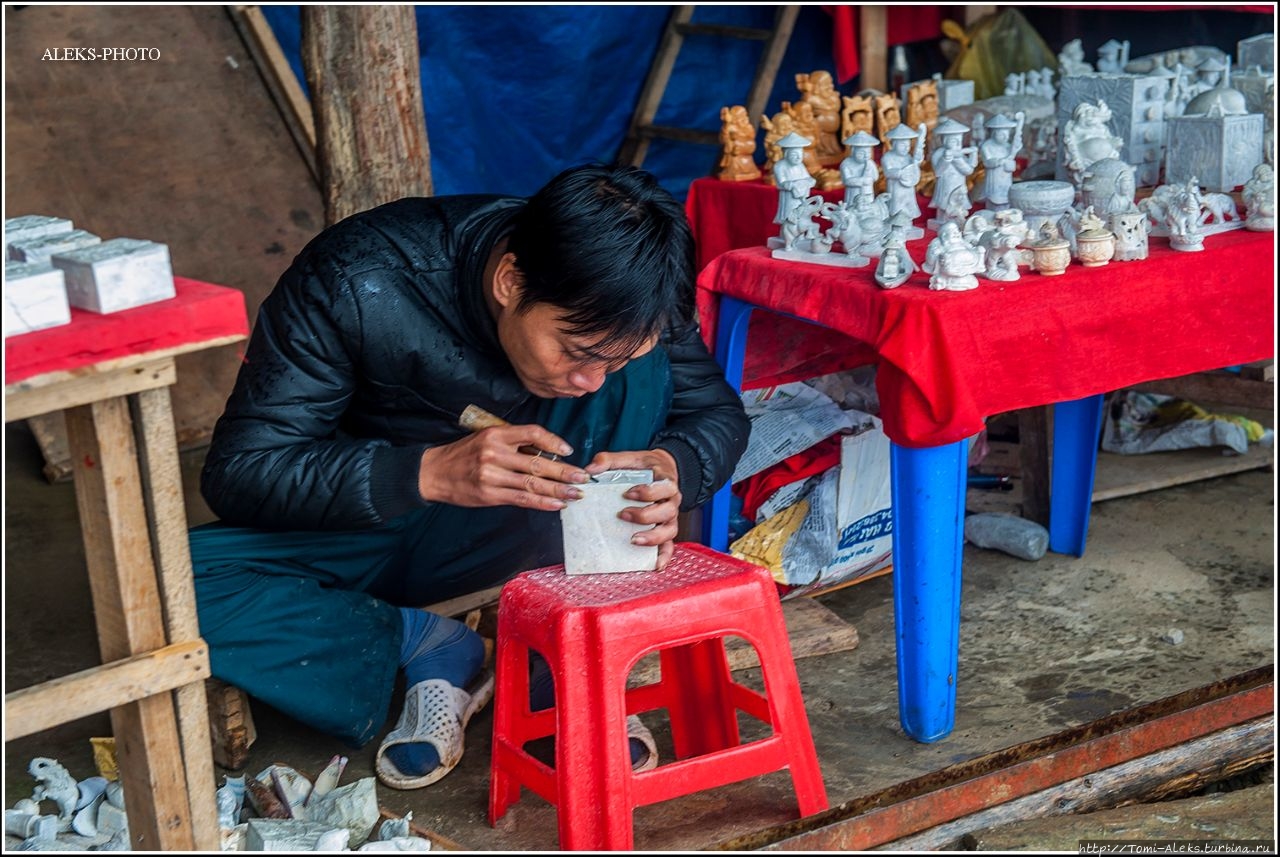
[696,232,1274,743]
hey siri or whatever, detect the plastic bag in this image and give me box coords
[1102,390,1270,456]
[942,8,1058,100]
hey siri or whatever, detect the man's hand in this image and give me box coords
[418,424,593,511]
[584,449,682,570]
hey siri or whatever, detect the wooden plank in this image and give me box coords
[964,781,1274,851]
[880,717,1274,850]
[229,4,319,181]
[207,679,258,771]
[132,386,220,850]
[1129,371,1275,413]
[25,411,72,482]
[619,5,695,166]
[1016,406,1050,527]
[4,641,210,741]
[631,595,859,685]
[421,583,506,619]
[745,6,799,126]
[1239,359,1273,382]
[858,7,888,92]
[64,396,196,849]
[5,358,175,423]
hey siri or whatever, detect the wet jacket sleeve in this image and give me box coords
[199,259,426,531]
[652,317,751,511]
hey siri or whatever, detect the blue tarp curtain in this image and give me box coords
[262,5,842,202]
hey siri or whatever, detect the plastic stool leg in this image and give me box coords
[1048,394,1105,557]
[889,439,968,743]
[488,638,531,824]
[753,637,829,815]
[703,295,755,551]
[662,638,739,758]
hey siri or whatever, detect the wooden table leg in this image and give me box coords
[1017,406,1051,527]
[133,387,220,850]
[65,397,196,850]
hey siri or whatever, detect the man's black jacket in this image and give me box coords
[201,195,750,530]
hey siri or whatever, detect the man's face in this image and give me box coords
[495,300,657,399]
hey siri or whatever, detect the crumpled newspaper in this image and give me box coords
[1101,390,1271,456]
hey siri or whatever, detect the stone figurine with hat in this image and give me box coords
[771,132,817,234]
[881,122,928,239]
[928,117,977,219]
[974,112,1025,210]
[839,131,881,207]
[874,210,918,288]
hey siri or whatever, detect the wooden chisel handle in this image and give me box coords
[458,404,562,462]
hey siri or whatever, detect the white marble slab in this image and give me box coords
[51,238,175,313]
[3,262,72,337]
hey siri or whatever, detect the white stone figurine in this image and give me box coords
[819,201,870,267]
[1062,99,1124,190]
[929,118,977,217]
[777,194,825,253]
[771,132,817,231]
[971,209,1031,281]
[1164,177,1207,251]
[923,222,984,291]
[1058,38,1093,76]
[881,123,927,239]
[1034,66,1057,100]
[1110,210,1150,261]
[28,758,79,830]
[1242,163,1275,231]
[1096,39,1131,75]
[975,112,1025,210]
[839,131,880,207]
[1080,158,1138,216]
[1003,72,1026,97]
[874,211,917,288]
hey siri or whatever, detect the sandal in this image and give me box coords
[375,668,495,790]
[627,714,659,773]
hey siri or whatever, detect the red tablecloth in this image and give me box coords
[696,229,1275,449]
[5,277,250,386]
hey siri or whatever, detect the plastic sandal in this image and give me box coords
[375,668,496,790]
[627,714,659,773]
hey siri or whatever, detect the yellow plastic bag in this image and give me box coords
[942,8,1058,100]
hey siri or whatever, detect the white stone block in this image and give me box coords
[937,79,975,113]
[1238,33,1274,73]
[51,238,174,313]
[560,469,659,575]
[8,229,102,265]
[245,818,347,851]
[4,262,72,337]
[1164,112,1265,192]
[5,215,74,261]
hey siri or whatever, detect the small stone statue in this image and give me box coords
[974,112,1025,210]
[1164,177,1207,251]
[874,211,917,288]
[820,201,870,267]
[28,758,79,830]
[1110,210,1150,261]
[1242,163,1275,231]
[1096,39,1130,74]
[1080,158,1138,216]
[715,105,760,182]
[1063,99,1124,190]
[1029,220,1072,276]
[771,132,817,230]
[1058,38,1093,76]
[778,194,825,252]
[839,131,880,206]
[929,118,977,216]
[1003,72,1026,97]
[923,221,984,291]
[881,123,927,238]
[1074,206,1116,267]
[973,209,1031,281]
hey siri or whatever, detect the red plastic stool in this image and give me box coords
[488,542,828,850]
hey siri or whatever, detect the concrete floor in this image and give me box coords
[3,416,1275,850]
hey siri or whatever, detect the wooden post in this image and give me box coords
[301,5,433,226]
[859,7,888,92]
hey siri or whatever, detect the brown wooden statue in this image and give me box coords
[903,80,940,133]
[760,110,799,186]
[840,94,874,143]
[795,70,843,161]
[715,105,761,182]
[874,93,903,146]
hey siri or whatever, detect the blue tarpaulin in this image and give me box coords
[262,5,843,201]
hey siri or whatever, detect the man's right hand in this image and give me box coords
[417,424,593,511]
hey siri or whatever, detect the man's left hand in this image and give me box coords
[584,449,681,570]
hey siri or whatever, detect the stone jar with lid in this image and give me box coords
[1028,221,1071,276]
[1074,206,1116,267]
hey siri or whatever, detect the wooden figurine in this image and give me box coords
[760,110,800,186]
[795,70,843,161]
[873,93,903,148]
[781,101,842,191]
[840,94,875,143]
[716,105,761,182]
[903,79,939,132]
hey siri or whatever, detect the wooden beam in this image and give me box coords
[859,7,888,92]
[619,5,695,166]
[5,357,175,423]
[1128,371,1274,413]
[4,641,210,741]
[1017,406,1050,527]
[229,4,318,183]
[302,5,433,225]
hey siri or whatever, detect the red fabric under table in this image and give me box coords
[696,229,1275,449]
[4,277,250,386]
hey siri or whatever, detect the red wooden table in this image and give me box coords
[5,277,249,850]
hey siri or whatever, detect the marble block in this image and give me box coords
[1057,73,1170,187]
[8,229,102,265]
[560,469,658,575]
[51,238,174,313]
[1164,112,1265,192]
[937,78,975,113]
[4,262,71,337]
[1231,69,1275,117]
[5,215,74,259]
[245,818,347,851]
[1238,33,1273,73]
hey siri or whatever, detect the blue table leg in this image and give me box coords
[704,296,755,551]
[890,439,968,743]
[1048,394,1106,557]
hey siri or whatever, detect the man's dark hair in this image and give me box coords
[506,163,695,361]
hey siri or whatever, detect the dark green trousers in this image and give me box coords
[190,352,672,746]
